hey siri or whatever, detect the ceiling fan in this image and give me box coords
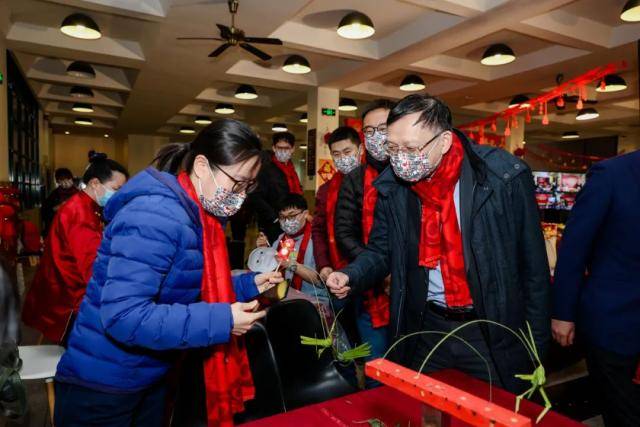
[177,0,283,60]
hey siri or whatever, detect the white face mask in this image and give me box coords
[333,149,361,175]
[279,215,305,236]
[390,135,443,182]
[365,130,389,162]
[274,148,292,163]
[198,166,247,217]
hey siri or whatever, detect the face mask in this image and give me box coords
[198,166,246,217]
[95,184,114,207]
[365,131,389,162]
[280,215,305,236]
[333,151,360,175]
[390,138,442,182]
[274,148,292,163]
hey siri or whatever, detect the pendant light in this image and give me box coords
[576,108,599,121]
[64,131,70,135]
[235,85,258,100]
[74,117,93,126]
[282,55,311,74]
[214,103,235,114]
[70,86,94,98]
[72,103,94,113]
[337,11,375,40]
[194,116,212,125]
[562,131,580,139]
[299,113,308,124]
[272,123,288,132]
[66,61,95,79]
[481,44,516,66]
[399,74,426,92]
[508,94,530,109]
[180,127,196,134]
[339,98,357,112]
[621,0,640,21]
[595,74,627,93]
[300,145,308,150]
[104,134,110,138]
[60,13,101,40]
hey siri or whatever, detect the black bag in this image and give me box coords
[0,341,27,419]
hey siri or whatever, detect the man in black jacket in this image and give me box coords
[327,94,550,392]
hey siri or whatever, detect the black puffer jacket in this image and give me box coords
[335,153,388,261]
[341,130,551,393]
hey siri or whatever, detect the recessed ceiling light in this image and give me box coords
[337,11,375,40]
[66,61,95,79]
[576,108,599,121]
[104,134,110,138]
[339,98,358,112]
[180,127,196,134]
[299,113,308,124]
[214,103,235,114]
[300,145,308,150]
[70,86,94,98]
[595,74,627,93]
[399,74,426,91]
[481,43,516,66]
[562,131,580,139]
[508,94,530,109]
[282,55,311,74]
[64,131,70,135]
[194,116,212,125]
[72,103,93,113]
[234,85,258,100]
[272,123,288,132]
[74,117,93,126]
[60,13,101,40]
[621,0,640,21]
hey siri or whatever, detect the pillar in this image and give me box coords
[305,87,339,191]
[505,116,525,154]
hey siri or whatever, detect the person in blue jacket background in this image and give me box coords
[54,119,282,426]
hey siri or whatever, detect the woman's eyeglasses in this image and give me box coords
[214,165,258,194]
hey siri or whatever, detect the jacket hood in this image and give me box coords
[104,168,199,223]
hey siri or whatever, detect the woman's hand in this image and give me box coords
[231,301,266,336]
[319,267,333,282]
[256,232,269,248]
[254,271,284,293]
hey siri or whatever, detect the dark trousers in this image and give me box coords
[585,345,640,427]
[409,305,500,389]
[54,381,167,427]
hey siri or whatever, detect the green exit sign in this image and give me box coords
[322,108,336,116]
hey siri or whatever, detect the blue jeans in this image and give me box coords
[355,296,389,388]
[54,381,167,427]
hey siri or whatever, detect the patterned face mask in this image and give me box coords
[365,131,389,162]
[274,148,292,163]
[333,150,360,175]
[390,138,442,182]
[198,166,246,217]
[280,216,304,236]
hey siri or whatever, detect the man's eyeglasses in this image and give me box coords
[278,210,303,221]
[214,165,258,194]
[362,125,388,138]
[386,129,449,156]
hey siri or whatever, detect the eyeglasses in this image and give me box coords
[214,165,258,194]
[362,125,388,138]
[386,129,449,156]
[278,210,303,221]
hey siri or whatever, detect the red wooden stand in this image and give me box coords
[365,358,531,427]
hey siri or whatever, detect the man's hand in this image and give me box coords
[551,319,576,347]
[230,301,266,336]
[326,271,351,299]
[254,271,283,293]
[256,232,269,248]
[383,275,392,296]
[319,267,333,282]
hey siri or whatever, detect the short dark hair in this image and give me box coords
[362,99,396,121]
[327,126,361,148]
[54,168,73,181]
[387,94,452,132]
[278,193,307,213]
[272,131,295,147]
[83,153,129,185]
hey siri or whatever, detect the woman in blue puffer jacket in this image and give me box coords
[54,119,282,427]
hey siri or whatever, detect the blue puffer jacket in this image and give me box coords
[55,168,258,393]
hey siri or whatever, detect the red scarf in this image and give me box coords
[325,173,348,270]
[278,221,312,290]
[178,173,254,427]
[361,164,390,328]
[272,154,303,195]
[410,135,473,308]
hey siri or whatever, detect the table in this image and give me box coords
[241,369,584,426]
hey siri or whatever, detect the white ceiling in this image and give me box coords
[2,0,639,145]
